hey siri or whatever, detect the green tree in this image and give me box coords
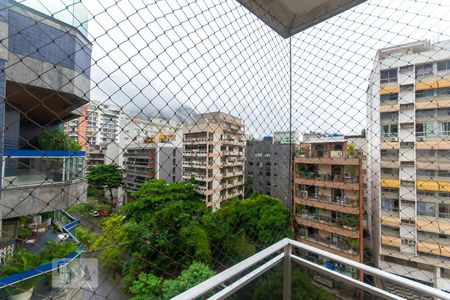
[129,262,214,300]
[209,194,291,264]
[123,179,201,220]
[91,215,127,277]
[86,164,123,206]
[39,130,81,151]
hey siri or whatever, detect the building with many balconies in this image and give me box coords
[182,112,245,209]
[293,133,364,267]
[367,40,450,291]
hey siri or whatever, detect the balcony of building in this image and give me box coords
[173,238,449,300]
[1,150,87,219]
[294,171,359,190]
[295,150,361,165]
[294,190,359,214]
[295,206,360,239]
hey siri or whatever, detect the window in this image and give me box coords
[417,150,434,158]
[381,112,398,120]
[263,153,271,157]
[441,122,450,136]
[416,109,435,118]
[437,87,450,96]
[380,93,398,103]
[436,109,450,118]
[381,124,398,138]
[381,168,398,176]
[416,89,434,98]
[439,150,450,158]
[416,169,435,177]
[416,122,435,137]
[439,204,450,219]
[381,68,397,83]
[438,170,450,177]
[382,198,399,212]
[415,63,433,78]
[417,201,436,217]
[437,60,450,71]
[417,190,435,197]
[439,192,450,198]
[255,153,263,157]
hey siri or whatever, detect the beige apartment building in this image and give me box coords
[367,40,450,291]
[182,112,245,209]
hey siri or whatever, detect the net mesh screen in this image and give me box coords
[0,0,450,299]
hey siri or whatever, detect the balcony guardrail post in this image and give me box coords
[283,242,292,300]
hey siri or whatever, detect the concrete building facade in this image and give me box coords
[293,134,364,267]
[122,142,183,197]
[367,40,450,291]
[245,136,294,206]
[182,112,245,209]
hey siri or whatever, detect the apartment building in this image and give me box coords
[293,133,364,268]
[66,100,124,146]
[182,112,245,209]
[245,136,294,206]
[367,40,450,291]
[123,141,183,196]
[119,115,182,146]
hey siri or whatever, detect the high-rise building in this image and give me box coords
[367,40,450,291]
[182,112,245,209]
[245,136,294,206]
[66,100,124,147]
[122,142,183,196]
[293,133,364,268]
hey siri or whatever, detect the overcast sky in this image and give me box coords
[19,0,450,138]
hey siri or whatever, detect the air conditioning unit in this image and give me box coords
[401,238,416,245]
[389,137,398,142]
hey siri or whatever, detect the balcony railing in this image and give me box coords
[416,131,450,138]
[296,172,358,183]
[296,191,357,207]
[296,150,361,159]
[298,214,358,231]
[173,238,450,300]
[2,150,85,188]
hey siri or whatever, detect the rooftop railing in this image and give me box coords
[173,238,450,300]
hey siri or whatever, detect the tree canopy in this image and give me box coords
[85,179,328,299]
[86,164,123,205]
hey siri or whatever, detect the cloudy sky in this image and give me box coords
[19,0,450,138]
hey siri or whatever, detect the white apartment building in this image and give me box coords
[367,40,450,291]
[183,112,245,209]
[86,100,123,145]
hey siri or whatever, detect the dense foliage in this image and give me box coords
[38,130,81,151]
[129,262,214,300]
[86,164,123,205]
[88,179,326,298]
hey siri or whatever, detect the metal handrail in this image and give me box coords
[172,238,450,300]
